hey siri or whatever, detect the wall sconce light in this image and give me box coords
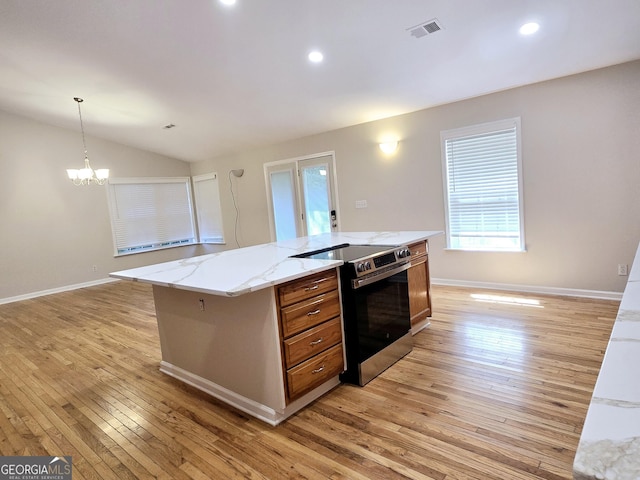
[379,140,399,154]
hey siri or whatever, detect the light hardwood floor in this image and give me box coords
[0,281,619,479]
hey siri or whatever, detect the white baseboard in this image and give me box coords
[3,277,621,305]
[160,361,341,426]
[431,278,623,301]
[0,277,120,305]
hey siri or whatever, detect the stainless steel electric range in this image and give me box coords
[294,244,413,386]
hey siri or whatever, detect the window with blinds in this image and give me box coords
[441,118,525,252]
[192,173,225,244]
[107,177,197,255]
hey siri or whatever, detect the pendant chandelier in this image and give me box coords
[66,97,109,185]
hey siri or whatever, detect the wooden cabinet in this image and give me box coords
[286,344,344,400]
[280,290,341,338]
[283,317,342,367]
[276,269,344,403]
[407,240,432,334]
[277,270,338,306]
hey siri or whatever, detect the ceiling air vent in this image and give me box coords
[408,18,443,39]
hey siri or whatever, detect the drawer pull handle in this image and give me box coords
[307,309,321,316]
[304,285,319,292]
[309,337,323,346]
[312,365,325,374]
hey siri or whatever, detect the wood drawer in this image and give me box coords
[283,317,342,368]
[280,289,341,338]
[408,241,428,259]
[286,343,344,400]
[278,269,338,307]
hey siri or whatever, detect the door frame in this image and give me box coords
[263,151,341,242]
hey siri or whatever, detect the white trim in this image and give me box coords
[431,277,622,301]
[441,117,520,139]
[192,172,225,244]
[0,277,120,305]
[263,151,340,242]
[264,164,301,241]
[441,117,525,252]
[160,361,341,426]
[265,150,337,167]
[108,176,191,185]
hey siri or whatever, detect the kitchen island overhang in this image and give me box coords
[110,231,442,424]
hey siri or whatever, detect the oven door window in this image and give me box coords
[352,270,410,361]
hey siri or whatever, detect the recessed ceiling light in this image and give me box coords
[519,22,540,35]
[220,0,236,5]
[308,51,324,63]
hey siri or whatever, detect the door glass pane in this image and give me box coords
[301,165,330,235]
[270,170,297,241]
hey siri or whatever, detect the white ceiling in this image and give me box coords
[1,0,640,163]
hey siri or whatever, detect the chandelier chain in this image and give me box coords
[75,97,89,158]
[66,97,109,185]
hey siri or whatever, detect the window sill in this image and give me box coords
[114,242,197,257]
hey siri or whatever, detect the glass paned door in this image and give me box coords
[268,167,300,241]
[300,159,333,236]
[265,153,338,241]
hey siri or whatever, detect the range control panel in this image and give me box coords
[353,246,411,277]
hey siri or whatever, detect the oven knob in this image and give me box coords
[357,263,366,272]
[365,261,371,270]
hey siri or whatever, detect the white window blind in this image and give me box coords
[441,118,525,252]
[192,173,225,243]
[107,177,196,255]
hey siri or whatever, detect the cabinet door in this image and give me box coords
[408,256,431,330]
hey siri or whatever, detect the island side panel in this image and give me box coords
[151,285,286,411]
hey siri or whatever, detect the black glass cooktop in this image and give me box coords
[292,244,398,263]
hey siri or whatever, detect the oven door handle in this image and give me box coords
[351,262,411,289]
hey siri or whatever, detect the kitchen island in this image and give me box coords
[110,231,441,425]
[573,242,640,479]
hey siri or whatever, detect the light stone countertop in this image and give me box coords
[110,231,442,297]
[573,242,640,480]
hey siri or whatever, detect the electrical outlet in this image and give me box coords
[355,200,368,209]
[92,265,98,272]
[618,264,628,276]
[199,298,205,311]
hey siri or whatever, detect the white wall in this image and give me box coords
[192,60,640,294]
[0,110,204,300]
[3,61,638,300]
